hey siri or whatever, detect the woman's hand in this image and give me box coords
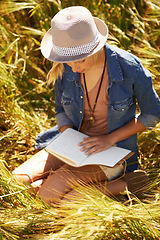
[79,134,115,155]
[79,118,146,156]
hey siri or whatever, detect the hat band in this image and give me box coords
[52,33,100,57]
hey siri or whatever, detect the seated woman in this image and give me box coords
[13,6,160,205]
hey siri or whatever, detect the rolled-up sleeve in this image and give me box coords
[56,112,74,129]
[137,114,160,129]
[134,63,160,128]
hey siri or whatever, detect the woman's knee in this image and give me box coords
[38,184,55,206]
[38,179,64,205]
[38,168,76,205]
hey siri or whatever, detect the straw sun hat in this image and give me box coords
[41,6,108,62]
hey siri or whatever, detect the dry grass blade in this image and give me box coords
[0,1,36,15]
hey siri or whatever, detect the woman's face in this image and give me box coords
[66,55,96,74]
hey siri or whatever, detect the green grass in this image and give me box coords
[0,0,160,239]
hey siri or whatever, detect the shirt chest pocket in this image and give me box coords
[111,97,133,117]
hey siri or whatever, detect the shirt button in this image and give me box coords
[80,111,82,114]
[80,96,83,99]
[122,108,125,111]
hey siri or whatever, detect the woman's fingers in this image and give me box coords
[79,136,112,155]
[85,145,103,155]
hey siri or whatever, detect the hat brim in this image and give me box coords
[41,17,108,63]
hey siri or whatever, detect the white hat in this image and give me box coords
[41,6,108,62]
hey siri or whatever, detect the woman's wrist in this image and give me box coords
[107,132,119,146]
[59,125,74,133]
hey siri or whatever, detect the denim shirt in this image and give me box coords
[36,44,160,173]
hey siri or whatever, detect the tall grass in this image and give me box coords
[0,0,159,166]
[0,0,160,239]
[0,0,61,167]
[0,173,160,239]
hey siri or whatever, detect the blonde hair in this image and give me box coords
[47,62,64,86]
[47,50,102,86]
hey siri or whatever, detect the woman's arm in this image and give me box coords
[108,118,146,145]
[79,118,146,155]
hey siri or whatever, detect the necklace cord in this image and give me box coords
[83,51,107,117]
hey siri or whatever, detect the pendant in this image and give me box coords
[86,115,95,130]
[89,115,95,125]
[80,115,95,131]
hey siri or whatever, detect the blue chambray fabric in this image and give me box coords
[35,44,160,173]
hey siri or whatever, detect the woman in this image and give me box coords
[13,6,160,205]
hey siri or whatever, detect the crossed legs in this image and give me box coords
[12,149,127,205]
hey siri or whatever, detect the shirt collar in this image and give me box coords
[63,64,80,82]
[105,44,123,82]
